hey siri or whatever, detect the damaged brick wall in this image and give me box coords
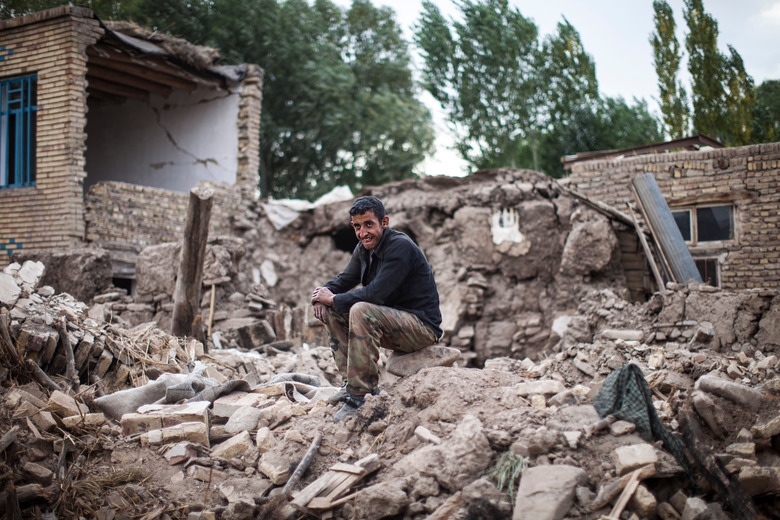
[0,7,104,268]
[566,141,780,290]
[84,181,247,276]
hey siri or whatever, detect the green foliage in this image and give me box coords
[684,0,726,138]
[416,1,660,177]
[487,451,526,502]
[416,0,539,169]
[753,80,780,142]
[537,96,662,178]
[649,0,766,146]
[651,0,689,139]
[224,0,434,200]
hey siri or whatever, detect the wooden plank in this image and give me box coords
[291,471,342,509]
[86,48,199,91]
[307,473,364,509]
[328,463,367,475]
[87,63,172,96]
[86,75,148,101]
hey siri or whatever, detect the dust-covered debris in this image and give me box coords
[2,175,780,519]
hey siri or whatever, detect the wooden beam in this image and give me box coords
[171,187,214,338]
[88,63,172,97]
[86,75,148,101]
[87,47,199,92]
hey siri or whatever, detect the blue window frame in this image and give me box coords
[1,75,37,188]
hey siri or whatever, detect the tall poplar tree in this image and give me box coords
[684,0,726,137]
[651,0,689,139]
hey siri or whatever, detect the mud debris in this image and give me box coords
[1,253,779,520]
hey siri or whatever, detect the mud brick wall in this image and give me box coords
[85,181,245,275]
[566,141,780,290]
[0,7,103,268]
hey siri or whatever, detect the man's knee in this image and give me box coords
[348,301,375,323]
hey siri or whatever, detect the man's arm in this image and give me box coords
[311,245,362,322]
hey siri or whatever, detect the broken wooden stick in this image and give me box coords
[56,317,78,390]
[604,467,643,520]
[282,432,323,496]
[584,415,616,439]
[24,360,60,393]
[0,426,19,455]
[0,483,45,517]
[171,186,214,338]
[591,464,655,512]
[206,284,216,353]
[292,453,379,512]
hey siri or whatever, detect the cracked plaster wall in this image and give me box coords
[84,84,240,193]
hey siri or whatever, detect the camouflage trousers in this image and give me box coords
[322,302,437,396]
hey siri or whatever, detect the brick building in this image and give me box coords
[565,138,780,290]
[0,6,262,280]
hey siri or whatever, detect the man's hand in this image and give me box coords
[311,286,335,306]
[312,302,327,322]
[311,286,335,323]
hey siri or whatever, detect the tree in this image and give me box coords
[537,97,662,178]
[416,1,660,178]
[752,80,780,143]
[415,0,539,169]
[208,0,433,199]
[651,0,689,139]
[684,0,725,137]
[532,19,600,175]
[721,45,756,146]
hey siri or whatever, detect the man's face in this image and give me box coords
[351,210,388,251]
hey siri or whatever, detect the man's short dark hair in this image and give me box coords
[349,196,386,220]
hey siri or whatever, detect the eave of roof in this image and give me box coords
[561,134,725,170]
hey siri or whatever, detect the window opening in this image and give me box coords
[671,204,733,245]
[1,75,37,188]
[694,258,719,287]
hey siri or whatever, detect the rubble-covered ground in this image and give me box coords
[3,168,780,519]
[1,253,779,520]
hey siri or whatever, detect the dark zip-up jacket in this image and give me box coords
[324,227,442,339]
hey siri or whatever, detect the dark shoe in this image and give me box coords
[333,394,365,421]
[325,384,350,404]
[327,384,378,404]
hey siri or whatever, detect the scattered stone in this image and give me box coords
[738,466,780,495]
[513,465,586,520]
[515,380,566,396]
[224,406,263,434]
[48,390,88,418]
[600,329,644,341]
[414,426,442,445]
[386,345,461,377]
[211,431,254,460]
[696,374,763,410]
[630,483,657,518]
[614,444,658,475]
[609,420,636,436]
[751,414,780,439]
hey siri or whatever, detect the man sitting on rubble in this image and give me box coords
[311,196,443,421]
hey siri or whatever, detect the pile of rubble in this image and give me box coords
[2,256,780,519]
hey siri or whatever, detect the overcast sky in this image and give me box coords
[332,0,780,176]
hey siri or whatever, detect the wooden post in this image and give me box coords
[171,186,214,338]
